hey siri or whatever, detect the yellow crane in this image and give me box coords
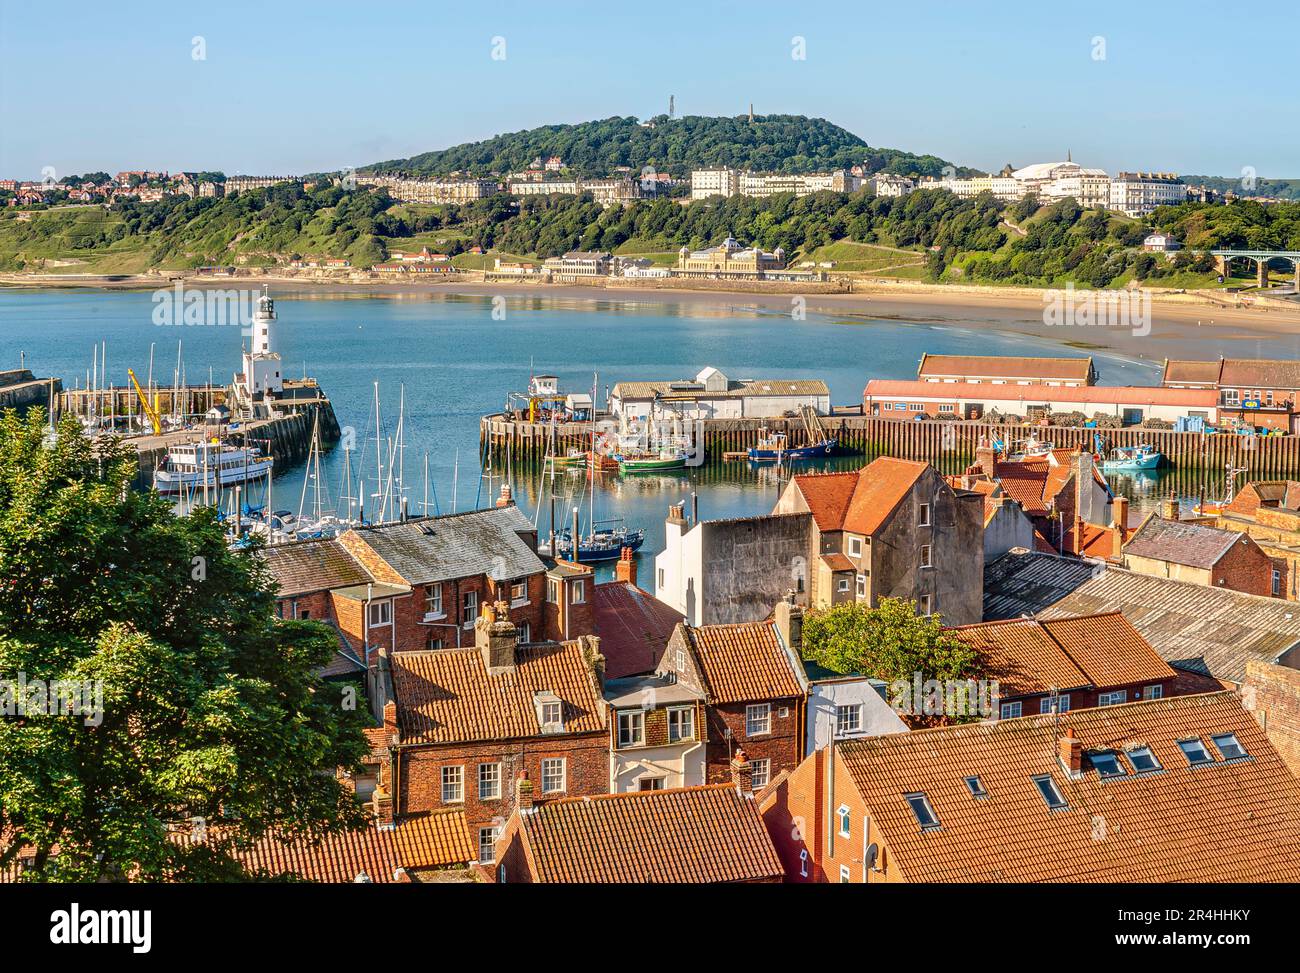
[127,368,162,436]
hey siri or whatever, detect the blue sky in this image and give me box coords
[1,1,1294,180]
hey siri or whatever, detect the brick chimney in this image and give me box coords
[516,771,534,811]
[476,600,519,674]
[1159,493,1180,521]
[615,546,637,586]
[496,483,514,508]
[975,439,997,478]
[1111,495,1130,558]
[1058,727,1082,777]
[667,502,687,526]
[774,591,803,654]
[372,784,394,826]
[731,748,754,793]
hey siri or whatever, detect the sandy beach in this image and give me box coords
[4,272,1299,361]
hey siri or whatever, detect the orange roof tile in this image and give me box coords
[510,785,784,883]
[951,612,1176,698]
[838,692,1300,882]
[685,621,805,704]
[178,812,475,881]
[391,640,606,744]
[792,457,930,536]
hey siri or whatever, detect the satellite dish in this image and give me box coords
[865,843,879,869]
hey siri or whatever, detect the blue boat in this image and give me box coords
[747,431,837,462]
[1101,443,1161,472]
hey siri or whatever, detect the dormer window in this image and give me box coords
[535,692,564,734]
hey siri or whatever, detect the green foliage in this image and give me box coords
[370,114,969,179]
[1180,175,1300,201]
[0,411,369,882]
[802,597,980,684]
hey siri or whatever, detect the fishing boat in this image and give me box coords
[1100,443,1161,472]
[547,518,646,560]
[747,430,837,462]
[615,444,689,473]
[1005,435,1056,461]
[153,440,273,494]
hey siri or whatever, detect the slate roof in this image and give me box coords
[390,639,606,744]
[837,692,1300,882]
[1122,515,1243,568]
[982,549,1104,621]
[917,354,1094,382]
[682,621,806,704]
[1038,567,1300,683]
[592,581,685,679]
[506,785,784,883]
[345,506,543,585]
[260,537,370,597]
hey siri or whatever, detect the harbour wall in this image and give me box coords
[481,413,1300,482]
[0,369,62,416]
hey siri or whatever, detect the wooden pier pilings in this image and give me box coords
[479,413,1300,481]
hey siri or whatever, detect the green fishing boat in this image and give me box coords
[615,446,688,474]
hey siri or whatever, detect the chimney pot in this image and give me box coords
[496,483,514,508]
[615,546,637,587]
[730,748,754,793]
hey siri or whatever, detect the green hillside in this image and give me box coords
[367,114,973,180]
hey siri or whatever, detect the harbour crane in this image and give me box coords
[127,368,163,436]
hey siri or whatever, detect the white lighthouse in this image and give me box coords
[242,288,283,400]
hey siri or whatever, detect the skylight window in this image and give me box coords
[1032,775,1068,810]
[1211,733,1248,761]
[964,775,988,798]
[904,793,940,830]
[1124,746,1161,774]
[1177,738,1214,766]
[1089,751,1127,779]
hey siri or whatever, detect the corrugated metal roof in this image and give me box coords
[982,550,1104,621]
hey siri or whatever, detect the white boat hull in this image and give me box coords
[154,458,274,494]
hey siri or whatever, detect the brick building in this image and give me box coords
[951,612,1178,719]
[494,775,784,883]
[1239,660,1300,779]
[261,502,594,664]
[761,692,1300,882]
[659,601,808,790]
[1215,480,1300,599]
[1122,513,1275,597]
[1162,358,1300,432]
[366,602,608,865]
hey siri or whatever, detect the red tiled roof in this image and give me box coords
[592,581,684,679]
[390,639,606,744]
[951,612,1175,698]
[918,354,1095,382]
[838,692,1300,882]
[792,457,930,537]
[509,785,784,883]
[685,621,805,704]
[187,812,475,881]
[866,379,1218,408]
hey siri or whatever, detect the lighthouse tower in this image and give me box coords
[241,288,283,401]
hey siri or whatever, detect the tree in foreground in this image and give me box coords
[802,597,983,726]
[0,410,368,881]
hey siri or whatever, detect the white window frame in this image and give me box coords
[1099,690,1128,706]
[461,590,479,628]
[919,594,933,617]
[1000,701,1022,719]
[478,762,502,801]
[919,502,931,527]
[367,599,392,628]
[745,703,772,737]
[510,579,529,606]
[837,577,850,593]
[839,864,851,883]
[667,706,694,743]
[749,758,770,789]
[1145,685,1163,700]
[540,700,562,728]
[478,825,500,864]
[546,577,560,604]
[441,765,464,804]
[920,544,933,569]
[835,703,863,737]
[424,583,444,618]
[1040,694,1071,714]
[571,580,586,604]
[837,804,851,838]
[617,710,644,747]
[848,536,863,557]
[540,757,566,794]
[855,574,866,598]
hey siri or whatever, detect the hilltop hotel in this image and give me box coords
[694,159,1190,216]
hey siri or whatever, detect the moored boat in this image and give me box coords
[545,519,646,560]
[1100,443,1161,472]
[153,440,273,494]
[747,430,837,462]
[615,446,689,473]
